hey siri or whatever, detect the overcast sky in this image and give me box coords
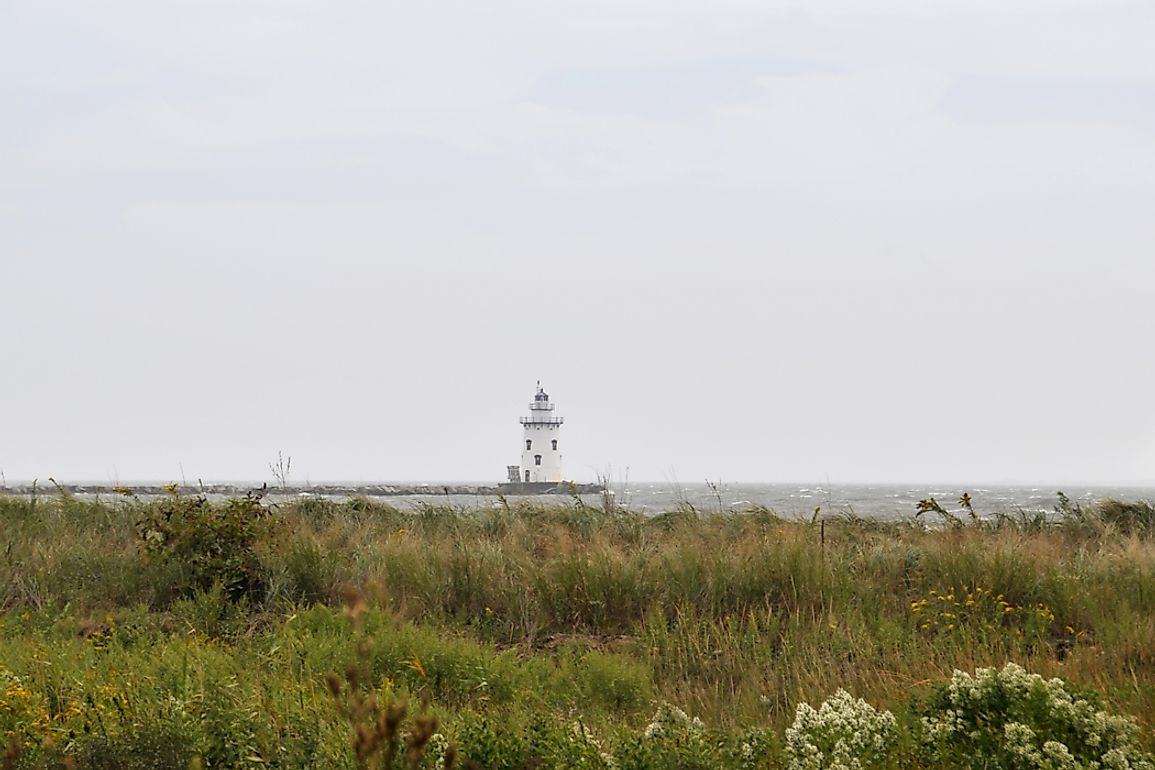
[2,0,1153,485]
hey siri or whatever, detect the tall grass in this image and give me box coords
[1,492,1154,767]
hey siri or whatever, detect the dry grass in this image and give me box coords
[1,491,1154,766]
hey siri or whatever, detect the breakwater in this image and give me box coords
[0,482,606,498]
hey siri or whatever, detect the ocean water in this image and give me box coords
[291,482,1155,522]
[598,483,1155,521]
[15,480,1152,522]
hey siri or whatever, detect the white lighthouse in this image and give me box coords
[513,382,564,484]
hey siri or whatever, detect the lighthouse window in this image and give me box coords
[525,439,532,451]
[551,439,558,450]
[534,455,542,466]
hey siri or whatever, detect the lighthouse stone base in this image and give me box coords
[496,481,605,496]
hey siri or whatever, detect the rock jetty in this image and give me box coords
[0,481,606,498]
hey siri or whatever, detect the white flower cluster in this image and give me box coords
[570,720,618,769]
[0,665,24,689]
[736,727,773,770]
[1000,722,1083,768]
[425,732,450,770]
[920,663,1154,770]
[784,689,897,770]
[642,702,705,741]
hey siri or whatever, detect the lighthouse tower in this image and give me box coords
[517,382,564,483]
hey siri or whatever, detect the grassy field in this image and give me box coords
[1,490,1154,768]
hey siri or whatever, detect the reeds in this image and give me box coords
[1,492,1153,767]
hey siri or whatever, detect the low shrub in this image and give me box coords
[136,490,273,603]
[784,689,896,770]
[916,662,1155,769]
[616,702,716,770]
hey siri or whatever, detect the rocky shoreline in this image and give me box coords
[0,482,606,498]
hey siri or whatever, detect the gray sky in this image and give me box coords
[3,0,1154,485]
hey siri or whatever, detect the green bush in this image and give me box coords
[916,662,1155,769]
[574,649,652,713]
[616,702,716,770]
[136,491,273,603]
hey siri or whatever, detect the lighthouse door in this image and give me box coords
[524,470,530,483]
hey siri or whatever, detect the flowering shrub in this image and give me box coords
[570,720,618,769]
[917,662,1155,769]
[784,689,896,770]
[910,584,1067,641]
[0,666,40,741]
[643,702,704,741]
[0,663,85,744]
[614,702,714,770]
[732,727,775,770]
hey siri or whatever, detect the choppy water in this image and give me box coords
[283,482,1155,522]
[595,483,1155,521]
[9,481,1152,522]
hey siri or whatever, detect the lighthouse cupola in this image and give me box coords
[517,381,564,483]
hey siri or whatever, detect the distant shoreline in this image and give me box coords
[0,481,606,498]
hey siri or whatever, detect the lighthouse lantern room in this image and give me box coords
[515,382,564,483]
